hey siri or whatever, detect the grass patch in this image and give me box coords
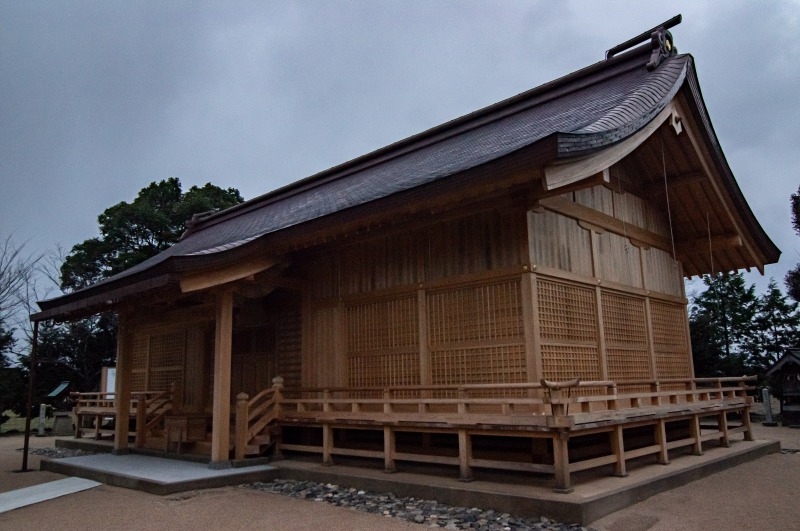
[1,410,55,435]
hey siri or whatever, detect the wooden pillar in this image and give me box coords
[113,314,132,454]
[210,289,234,468]
[552,432,572,493]
[718,412,730,447]
[742,407,754,442]
[383,427,396,473]
[322,424,334,466]
[418,289,431,386]
[595,286,608,380]
[690,414,703,456]
[655,419,670,465]
[644,298,659,380]
[458,429,473,482]
[521,272,542,385]
[611,425,627,477]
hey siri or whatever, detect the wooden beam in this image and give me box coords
[538,195,673,252]
[677,233,742,254]
[543,104,674,190]
[181,255,278,293]
[643,171,706,197]
[210,289,234,467]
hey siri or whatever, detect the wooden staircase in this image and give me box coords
[233,377,284,459]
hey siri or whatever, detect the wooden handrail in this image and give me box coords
[234,377,284,460]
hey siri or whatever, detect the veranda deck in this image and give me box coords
[235,376,754,492]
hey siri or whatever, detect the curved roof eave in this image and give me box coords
[679,56,780,266]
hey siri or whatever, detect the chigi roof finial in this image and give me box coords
[605,14,682,70]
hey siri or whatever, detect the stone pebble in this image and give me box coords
[29,447,96,458]
[248,479,597,531]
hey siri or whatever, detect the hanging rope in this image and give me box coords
[706,211,715,276]
[615,167,630,255]
[661,136,678,264]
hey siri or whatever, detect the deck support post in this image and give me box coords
[611,425,628,477]
[458,429,473,482]
[210,289,234,468]
[655,418,670,465]
[322,424,334,466]
[718,412,730,447]
[552,431,572,493]
[113,315,132,454]
[690,414,703,456]
[383,427,396,473]
[742,407,754,441]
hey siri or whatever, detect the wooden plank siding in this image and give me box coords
[295,182,691,393]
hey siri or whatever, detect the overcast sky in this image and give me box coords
[2,1,799,301]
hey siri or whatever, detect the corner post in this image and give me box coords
[210,289,234,468]
[114,314,132,454]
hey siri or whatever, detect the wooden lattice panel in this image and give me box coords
[541,345,601,381]
[346,297,419,389]
[348,352,420,388]
[431,345,527,385]
[602,291,647,347]
[606,348,652,381]
[147,330,186,392]
[650,301,688,351]
[650,301,691,379]
[130,334,148,392]
[346,297,418,353]
[537,279,597,343]
[427,280,523,345]
[528,210,593,276]
[277,308,303,390]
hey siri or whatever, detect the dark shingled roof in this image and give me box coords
[35,41,777,319]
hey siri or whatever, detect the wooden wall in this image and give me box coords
[529,181,692,384]
[298,180,692,390]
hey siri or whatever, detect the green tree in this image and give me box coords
[746,279,800,372]
[785,185,800,301]
[60,178,243,291]
[45,178,244,394]
[689,272,758,376]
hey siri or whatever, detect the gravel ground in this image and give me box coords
[29,447,96,458]
[248,479,595,531]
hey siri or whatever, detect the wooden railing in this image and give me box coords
[234,377,284,459]
[273,376,755,425]
[134,386,176,448]
[71,386,175,442]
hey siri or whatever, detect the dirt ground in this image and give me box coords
[0,424,798,530]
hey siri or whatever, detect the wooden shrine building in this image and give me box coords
[34,18,779,492]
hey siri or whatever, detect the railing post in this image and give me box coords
[272,376,283,419]
[383,389,392,414]
[323,390,331,413]
[135,395,146,448]
[651,382,661,406]
[607,384,618,411]
[235,392,249,460]
[458,387,467,415]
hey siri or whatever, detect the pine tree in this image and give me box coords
[746,279,800,372]
[689,272,758,376]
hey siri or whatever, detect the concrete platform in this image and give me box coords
[42,437,779,525]
[270,438,779,525]
[41,453,279,495]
